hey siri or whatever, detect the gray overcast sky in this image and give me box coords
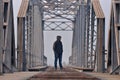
[13,0,111,65]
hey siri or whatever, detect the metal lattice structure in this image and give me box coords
[0,0,16,73]
[17,0,46,71]
[0,0,3,74]
[70,0,105,72]
[0,0,120,75]
[17,0,105,72]
[108,0,120,74]
[41,0,84,31]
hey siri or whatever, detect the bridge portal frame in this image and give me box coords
[70,0,105,72]
[0,0,15,73]
[108,0,120,74]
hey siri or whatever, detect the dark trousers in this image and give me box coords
[54,52,63,69]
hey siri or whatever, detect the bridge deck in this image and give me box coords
[28,67,100,80]
[0,67,120,80]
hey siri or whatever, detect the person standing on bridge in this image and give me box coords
[53,36,63,70]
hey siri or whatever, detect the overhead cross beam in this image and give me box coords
[37,0,81,31]
[44,10,74,21]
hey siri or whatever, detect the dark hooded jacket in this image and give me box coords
[53,40,63,54]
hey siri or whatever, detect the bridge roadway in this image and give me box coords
[0,66,120,80]
[28,67,100,80]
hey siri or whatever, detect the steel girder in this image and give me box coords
[70,3,87,67]
[86,0,105,72]
[0,0,15,73]
[108,0,120,74]
[70,0,105,72]
[17,0,29,71]
[0,0,3,74]
[37,0,82,31]
[17,0,46,71]
[86,2,97,69]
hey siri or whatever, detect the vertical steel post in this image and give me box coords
[90,6,94,68]
[86,0,91,68]
[22,18,26,71]
[0,0,3,74]
[96,18,105,72]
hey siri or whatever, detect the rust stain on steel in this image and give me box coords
[92,0,105,18]
[28,67,101,80]
[18,0,29,17]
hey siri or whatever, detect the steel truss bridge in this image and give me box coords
[0,0,120,75]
